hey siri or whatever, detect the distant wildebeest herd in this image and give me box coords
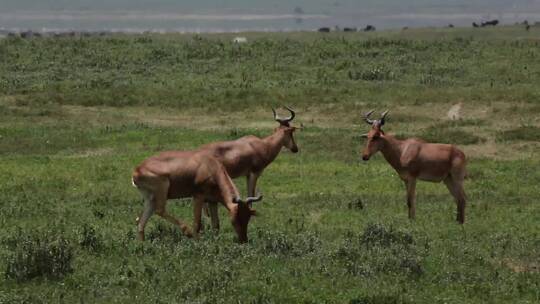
[0,29,114,38]
[132,108,468,243]
[318,25,375,33]
[472,19,499,28]
[318,19,538,33]
[0,19,537,39]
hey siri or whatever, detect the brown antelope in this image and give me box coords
[360,110,467,223]
[199,106,300,200]
[132,151,261,243]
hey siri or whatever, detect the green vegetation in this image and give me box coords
[496,126,540,142]
[4,231,74,282]
[0,26,539,303]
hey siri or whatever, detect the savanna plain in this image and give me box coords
[0,26,539,303]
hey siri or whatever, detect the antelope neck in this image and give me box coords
[216,168,240,211]
[379,135,404,170]
[261,129,286,164]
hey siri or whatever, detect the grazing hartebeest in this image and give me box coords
[132,151,261,243]
[199,107,299,199]
[360,110,467,223]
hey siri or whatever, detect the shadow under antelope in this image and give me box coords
[360,110,467,223]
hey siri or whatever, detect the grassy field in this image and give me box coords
[0,26,539,303]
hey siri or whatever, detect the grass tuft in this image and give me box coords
[77,224,103,252]
[4,231,74,282]
[421,122,485,145]
[334,224,425,278]
[496,126,540,142]
[255,229,322,257]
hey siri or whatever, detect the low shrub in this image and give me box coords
[254,229,323,257]
[422,126,484,145]
[349,294,408,304]
[349,66,395,81]
[496,126,540,142]
[360,223,414,248]
[77,224,103,252]
[334,223,425,278]
[4,231,74,282]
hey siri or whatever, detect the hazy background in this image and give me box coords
[2,0,540,32]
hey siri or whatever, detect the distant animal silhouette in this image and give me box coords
[363,25,376,32]
[481,20,499,27]
[318,27,330,33]
[20,31,33,38]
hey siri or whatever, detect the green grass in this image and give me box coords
[496,126,540,142]
[0,26,539,303]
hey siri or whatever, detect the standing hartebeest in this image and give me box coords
[199,106,299,199]
[195,107,299,228]
[360,110,467,223]
[132,151,262,243]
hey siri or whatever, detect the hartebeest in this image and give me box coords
[132,151,262,243]
[360,110,467,223]
[196,107,299,228]
[199,106,299,199]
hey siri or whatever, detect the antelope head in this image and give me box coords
[231,194,262,243]
[361,110,389,161]
[272,106,299,153]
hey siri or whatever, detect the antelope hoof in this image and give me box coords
[137,231,145,241]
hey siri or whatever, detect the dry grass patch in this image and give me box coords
[500,258,540,273]
[496,126,540,142]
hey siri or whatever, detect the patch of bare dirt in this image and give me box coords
[62,148,115,158]
[500,258,540,273]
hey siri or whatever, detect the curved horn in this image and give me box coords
[273,106,295,124]
[380,110,389,125]
[283,106,296,122]
[364,110,375,125]
[232,194,263,204]
[245,194,263,204]
[272,108,278,121]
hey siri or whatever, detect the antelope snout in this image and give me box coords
[291,146,299,153]
[362,155,370,161]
